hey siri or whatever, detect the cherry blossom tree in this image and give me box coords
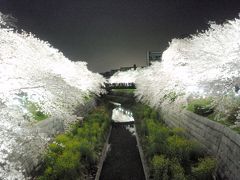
[0,13,105,179]
[135,16,240,121]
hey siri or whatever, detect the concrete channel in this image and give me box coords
[95,105,146,180]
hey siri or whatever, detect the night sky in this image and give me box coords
[0,0,240,72]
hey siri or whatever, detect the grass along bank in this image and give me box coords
[111,88,135,94]
[37,105,111,180]
[186,96,240,134]
[16,91,49,122]
[132,103,217,180]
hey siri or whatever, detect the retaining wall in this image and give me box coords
[160,104,240,180]
[135,129,150,180]
[95,126,112,180]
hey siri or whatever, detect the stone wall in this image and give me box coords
[160,104,240,180]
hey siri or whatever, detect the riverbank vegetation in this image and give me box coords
[132,103,217,180]
[112,88,135,94]
[37,105,111,180]
[187,95,240,134]
[16,92,49,122]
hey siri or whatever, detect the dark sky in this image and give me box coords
[0,0,240,72]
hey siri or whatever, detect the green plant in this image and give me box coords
[146,120,170,157]
[38,106,110,179]
[48,143,63,155]
[79,138,97,166]
[33,110,48,121]
[56,134,71,144]
[187,98,214,117]
[232,126,240,134]
[151,156,186,180]
[168,92,178,102]
[169,159,186,180]
[83,93,94,103]
[226,106,239,124]
[112,89,135,94]
[132,103,216,179]
[143,107,152,119]
[150,110,158,120]
[171,127,185,137]
[192,157,217,180]
[151,155,169,180]
[17,92,49,121]
[55,150,80,177]
[167,135,196,162]
[42,145,81,179]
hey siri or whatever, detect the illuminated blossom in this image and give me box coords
[0,13,105,179]
[109,68,142,84]
[135,16,240,109]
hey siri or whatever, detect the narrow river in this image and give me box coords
[99,106,145,180]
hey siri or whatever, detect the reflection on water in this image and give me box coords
[112,107,134,122]
[125,124,136,135]
[111,106,136,135]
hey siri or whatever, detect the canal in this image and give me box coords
[99,106,145,180]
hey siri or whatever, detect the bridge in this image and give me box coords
[105,82,136,90]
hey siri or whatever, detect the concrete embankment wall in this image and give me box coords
[135,130,150,180]
[95,126,112,180]
[160,104,240,180]
[14,99,96,178]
